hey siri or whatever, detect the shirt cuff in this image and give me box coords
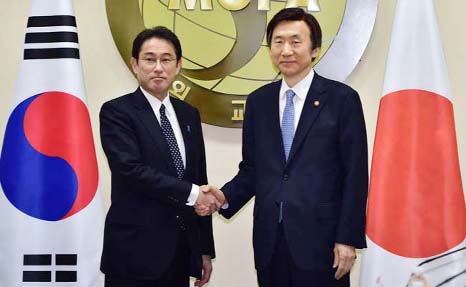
[186,184,199,206]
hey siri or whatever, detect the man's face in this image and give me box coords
[131,37,181,100]
[270,20,321,86]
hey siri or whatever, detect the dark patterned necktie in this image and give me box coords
[159,104,184,179]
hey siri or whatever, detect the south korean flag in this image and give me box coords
[0,0,104,286]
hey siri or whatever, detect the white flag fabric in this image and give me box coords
[0,0,104,286]
[360,0,466,286]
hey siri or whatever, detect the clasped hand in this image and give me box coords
[194,185,225,216]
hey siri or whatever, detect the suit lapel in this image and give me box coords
[171,97,194,179]
[287,73,327,164]
[267,81,288,167]
[131,88,177,175]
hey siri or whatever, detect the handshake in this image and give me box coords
[195,185,226,216]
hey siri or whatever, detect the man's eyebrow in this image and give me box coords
[141,52,174,57]
[273,33,302,39]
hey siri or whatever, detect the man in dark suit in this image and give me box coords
[202,8,368,287]
[100,27,218,287]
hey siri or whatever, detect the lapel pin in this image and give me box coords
[313,100,320,107]
[186,125,191,133]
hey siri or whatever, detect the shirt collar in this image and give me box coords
[279,69,315,101]
[140,87,173,116]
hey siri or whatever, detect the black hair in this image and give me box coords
[266,8,322,52]
[132,26,182,61]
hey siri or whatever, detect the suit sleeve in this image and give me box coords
[193,110,216,258]
[99,101,192,207]
[220,93,257,219]
[335,89,368,248]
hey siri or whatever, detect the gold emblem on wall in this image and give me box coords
[106,0,377,127]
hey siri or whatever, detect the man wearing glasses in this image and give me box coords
[99,26,219,287]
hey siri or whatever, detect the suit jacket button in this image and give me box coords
[283,174,289,181]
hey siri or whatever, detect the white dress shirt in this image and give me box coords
[279,69,315,130]
[140,87,199,205]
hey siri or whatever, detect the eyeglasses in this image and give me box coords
[140,57,176,68]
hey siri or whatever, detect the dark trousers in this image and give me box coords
[257,224,350,287]
[105,235,190,287]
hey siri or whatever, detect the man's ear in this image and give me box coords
[176,58,182,75]
[310,47,321,61]
[130,57,139,75]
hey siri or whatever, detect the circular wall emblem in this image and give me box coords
[106,0,377,127]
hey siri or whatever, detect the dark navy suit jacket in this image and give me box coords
[99,88,215,280]
[220,73,368,271]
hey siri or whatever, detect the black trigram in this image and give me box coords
[23,254,77,284]
[24,15,80,60]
